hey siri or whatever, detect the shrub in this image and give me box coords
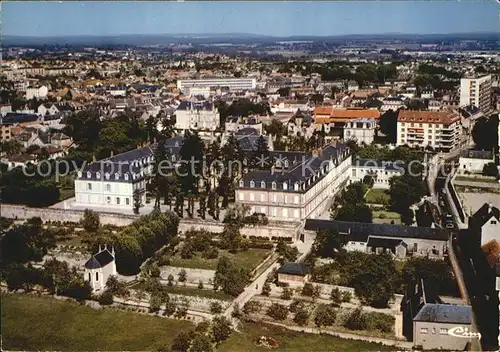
[267,303,288,321]
[243,300,261,315]
[379,213,387,219]
[202,247,219,259]
[314,304,337,327]
[281,287,293,300]
[330,288,342,307]
[210,301,223,314]
[261,282,271,296]
[198,281,204,289]
[178,269,187,283]
[289,299,306,314]
[364,312,395,333]
[344,308,367,331]
[301,283,314,297]
[342,291,352,303]
[98,290,114,305]
[293,308,310,326]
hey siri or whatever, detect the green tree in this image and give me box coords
[281,287,293,300]
[82,209,100,233]
[211,316,233,345]
[330,288,342,307]
[267,303,289,321]
[314,304,337,327]
[214,256,250,297]
[483,162,499,178]
[261,282,271,296]
[210,301,223,314]
[293,308,310,326]
[313,229,347,258]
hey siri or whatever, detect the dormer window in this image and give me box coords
[276,159,281,167]
[239,180,244,187]
[284,160,289,168]
[115,173,119,180]
[105,173,110,180]
[272,182,277,190]
[261,181,266,188]
[283,182,288,191]
[124,174,129,181]
[78,171,82,178]
[294,182,299,191]
[96,172,101,179]
[171,155,176,162]
[87,171,91,178]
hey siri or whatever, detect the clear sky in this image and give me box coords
[3,1,499,37]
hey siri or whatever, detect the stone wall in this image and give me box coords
[2,203,302,239]
[160,266,216,285]
[1,204,136,226]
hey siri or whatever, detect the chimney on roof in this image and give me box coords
[488,203,493,214]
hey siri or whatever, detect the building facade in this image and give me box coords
[343,118,376,145]
[350,158,404,189]
[396,110,461,152]
[175,101,220,132]
[74,146,154,209]
[236,144,352,222]
[177,78,256,92]
[84,246,117,292]
[458,150,495,174]
[460,75,492,114]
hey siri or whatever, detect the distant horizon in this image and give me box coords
[3,1,499,37]
[4,30,500,39]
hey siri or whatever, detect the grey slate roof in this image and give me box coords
[470,203,500,229]
[277,262,310,276]
[84,249,114,269]
[459,150,493,160]
[78,137,185,183]
[413,303,472,324]
[304,219,449,242]
[177,101,214,111]
[239,144,350,193]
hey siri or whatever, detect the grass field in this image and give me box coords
[2,293,193,351]
[3,294,397,351]
[168,248,271,270]
[365,188,390,205]
[220,322,396,352]
[131,282,233,301]
[373,210,401,225]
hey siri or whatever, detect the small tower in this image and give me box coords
[83,244,117,292]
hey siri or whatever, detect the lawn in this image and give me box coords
[373,210,401,225]
[2,293,193,351]
[365,188,390,205]
[219,321,396,352]
[131,282,234,301]
[168,248,271,270]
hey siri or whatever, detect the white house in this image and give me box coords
[175,100,220,132]
[350,158,404,189]
[458,150,495,174]
[25,85,48,100]
[469,203,500,246]
[343,118,376,145]
[37,104,60,116]
[84,246,117,292]
[74,146,155,209]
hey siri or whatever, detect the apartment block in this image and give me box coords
[460,74,492,114]
[396,110,461,152]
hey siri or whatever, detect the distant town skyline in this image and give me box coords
[3,1,499,38]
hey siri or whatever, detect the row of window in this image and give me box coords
[420,327,448,335]
[239,192,300,204]
[82,171,143,181]
[105,196,130,206]
[251,206,300,218]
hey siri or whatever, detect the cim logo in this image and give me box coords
[448,326,481,339]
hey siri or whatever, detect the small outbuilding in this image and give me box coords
[277,262,310,286]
